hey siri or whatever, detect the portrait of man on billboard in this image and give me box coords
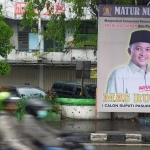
[106,30,150,95]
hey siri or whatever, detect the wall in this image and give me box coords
[60,106,138,119]
[1,48,97,63]
[44,67,97,90]
[0,66,39,86]
[0,66,96,89]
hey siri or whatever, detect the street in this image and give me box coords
[94,143,150,150]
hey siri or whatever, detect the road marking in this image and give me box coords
[83,143,150,146]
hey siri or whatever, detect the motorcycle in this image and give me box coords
[6,133,96,150]
[43,133,96,150]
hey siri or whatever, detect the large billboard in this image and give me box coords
[98,5,150,112]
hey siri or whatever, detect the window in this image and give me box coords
[18,31,28,51]
[52,83,63,96]
[62,84,74,97]
[8,88,20,97]
[78,21,98,34]
[85,84,96,98]
[74,86,87,98]
[18,25,41,51]
[75,21,98,47]
[17,87,46,98]
[44,26,63,52]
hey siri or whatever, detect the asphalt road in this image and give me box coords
[94,143,150,150]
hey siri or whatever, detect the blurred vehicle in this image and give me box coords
[51,81,96,99]
[1,84,46,99]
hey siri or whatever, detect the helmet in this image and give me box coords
[0,92,10,101]
[25,98,51,117]
[0,91,21,105]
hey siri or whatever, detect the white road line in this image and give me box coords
[82,143,150,146]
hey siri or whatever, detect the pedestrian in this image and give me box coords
[106,30,150,95]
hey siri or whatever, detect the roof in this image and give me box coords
[7,84,44,90]
[53,81,97,86]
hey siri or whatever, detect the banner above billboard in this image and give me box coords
[14,2,65,16]
[97,5,150,112]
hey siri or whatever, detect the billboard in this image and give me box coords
[97,5,150,112]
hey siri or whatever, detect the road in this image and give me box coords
[94,143,150,150]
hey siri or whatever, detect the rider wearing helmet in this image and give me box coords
[0,92,33,150]
[22,98,65,149]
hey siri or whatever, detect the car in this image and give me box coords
[51,81,96,99]
[1,84,46,99]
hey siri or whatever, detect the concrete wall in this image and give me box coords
[0,66,97,89]
[60,105,138,119]
[1,48,97,63]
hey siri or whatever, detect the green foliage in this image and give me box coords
[14,90,60,121]
[67,34,97,48]
[20,0,144,51]
[24,0,50,12]
[15,98,27,121]
[44,14,66,48]
[67,39,97,48]
[116,0,133,5]
[32,51,40,57]
[0,6,13,58]
[45,90,60,114]
[0,61,11,76]
[0,5,13,76]
[21,2,38,32]
[0,4,4,21]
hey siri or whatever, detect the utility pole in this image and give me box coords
[80,61,84,96]
[38,10,43,89]
[38,11,42,53]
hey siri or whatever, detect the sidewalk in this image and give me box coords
[47,119,150,143]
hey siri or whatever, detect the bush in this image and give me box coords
[15,98,27,121]
[45,89,60,114]
[15,90,60,121]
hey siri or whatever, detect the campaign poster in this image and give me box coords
[97,5,150,112]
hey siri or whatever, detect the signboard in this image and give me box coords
[14,2,65,15]
[90,67,97,78]
[98,5,150,112]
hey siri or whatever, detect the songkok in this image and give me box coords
[129,30,150,45]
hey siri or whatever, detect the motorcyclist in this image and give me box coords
[22,98,97,150]
[22,98,67,149]
[0,92,33,150]
[0,93,95,150]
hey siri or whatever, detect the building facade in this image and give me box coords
[0,0,97,90]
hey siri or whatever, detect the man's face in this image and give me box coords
[128,42,150,69]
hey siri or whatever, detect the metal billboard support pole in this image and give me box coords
[80,61,84,96]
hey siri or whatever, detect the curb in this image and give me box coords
[90,131,150,143]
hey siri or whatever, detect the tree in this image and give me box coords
[20,0,150,51]
[0,4,13,76]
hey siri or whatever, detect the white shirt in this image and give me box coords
[106,61,150,94]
